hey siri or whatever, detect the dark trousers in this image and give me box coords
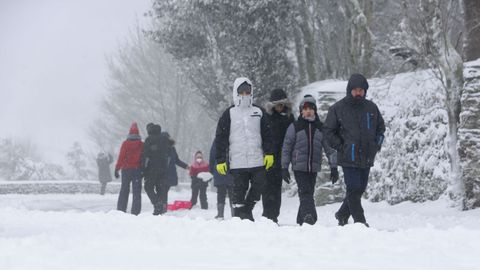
[144,174,168,207]
[262,167,282,222]
[191,177,208,209]
[294,171,318,225]
[217,185,233,205]
[117,169,142,215]
[336,167,370,223]
[100,182,107,195]
[231,167,266,220]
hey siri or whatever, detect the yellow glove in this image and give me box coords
[264,155,274,171]
[216,162,227,175]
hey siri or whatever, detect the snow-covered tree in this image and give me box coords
[463,0,480,61]
[66,142,93,180]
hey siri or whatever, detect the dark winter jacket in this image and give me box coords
[115,123,144,171]
[209,138,233,187]
[215,77,274,169]
[323,74,385,168]
[165,137,188,187]
[96,152,113,183]
[282,116,337,172]
[265,100,294,170]
[141,124,171,179]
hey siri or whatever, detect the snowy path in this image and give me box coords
[1,191,479,270]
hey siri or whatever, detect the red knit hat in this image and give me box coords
[129,122,139,135]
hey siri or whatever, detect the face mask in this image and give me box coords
[237,95,252,108]
[303,115,315,122]
[196,158,203,163]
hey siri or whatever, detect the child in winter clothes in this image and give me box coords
[163,132,190,204]
[189,151,210,209]
[209,138,234,219]
[114,122,144,215]
[281,95,337,225]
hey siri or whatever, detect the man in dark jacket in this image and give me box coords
[96,151,113,195]
[261,89,294,223]
[282,95,337,225]
[142,123,171,215]
[324,73,385,227]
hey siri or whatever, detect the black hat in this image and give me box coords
[346,73,369,95]
[270,88,287,102]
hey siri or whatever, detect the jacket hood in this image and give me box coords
[346,73,369,97]
[265,98,293,115]
[232,77,253,106]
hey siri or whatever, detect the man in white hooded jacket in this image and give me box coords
[214,77,274,221]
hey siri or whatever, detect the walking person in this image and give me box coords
[281,95,338,225]
[96,151,113,195]
[324,74,385,227]
[163,132,189,204]
[209,138,233,219]
[261,88,294,223]
[189,151,210,209]
[215,77,274,221]
[142,123,171,215]
[114,122,144,215]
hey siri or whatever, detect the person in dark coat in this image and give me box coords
[261,88,294,223]
[209,138,234,219]
[114,122,144,215]
[142,123,171,215]
[162,132,189,203]
[189,150,210,209]
[281,95,337,225]
[96,151,113,195]
[324,74,385,227]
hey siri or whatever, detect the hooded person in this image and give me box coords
[96,151,113,195]
[114,122,144,215]
[189,150,210,209]
[162,132,189,203]
[141,123,171,215]
[261,88,295,223]
[214,77,274,221]
[324,73,385,227]
[281,95,337,225]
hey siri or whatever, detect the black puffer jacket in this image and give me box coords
[324,74,385,168]
[265,103,294,170]
[141,124,171,179]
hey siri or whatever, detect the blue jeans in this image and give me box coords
[117,168,142,215]
[336,167,370,223]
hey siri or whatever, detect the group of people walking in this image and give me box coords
[104,73,385,227]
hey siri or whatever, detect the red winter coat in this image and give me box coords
[189,160,209,177]
[115,123,144,170]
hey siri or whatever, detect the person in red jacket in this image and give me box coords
[189,151,210,209]
[114,122,144,215]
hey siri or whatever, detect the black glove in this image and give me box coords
[282,168,291,184]
[330,168,339,184]
[114,169,120,179]
[375,135,384,152]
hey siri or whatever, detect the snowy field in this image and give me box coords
[1,189,480,270]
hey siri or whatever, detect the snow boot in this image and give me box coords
[303,214,315,225]
[215,203,225,219]
[335,212,349,226]
[153,202,162,216]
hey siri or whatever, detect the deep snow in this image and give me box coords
[1,189,479,270]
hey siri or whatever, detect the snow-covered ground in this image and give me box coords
[1,190,479,270]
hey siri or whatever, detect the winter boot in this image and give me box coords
[303,214,315,225]
[153,202,162,216]
[335,212,349,226]
[215,203,225,219]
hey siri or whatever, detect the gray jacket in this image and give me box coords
[281,117,337,172]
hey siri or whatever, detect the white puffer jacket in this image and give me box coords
[214,77,273,170]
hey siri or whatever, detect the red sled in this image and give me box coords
[167,200,192,211]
